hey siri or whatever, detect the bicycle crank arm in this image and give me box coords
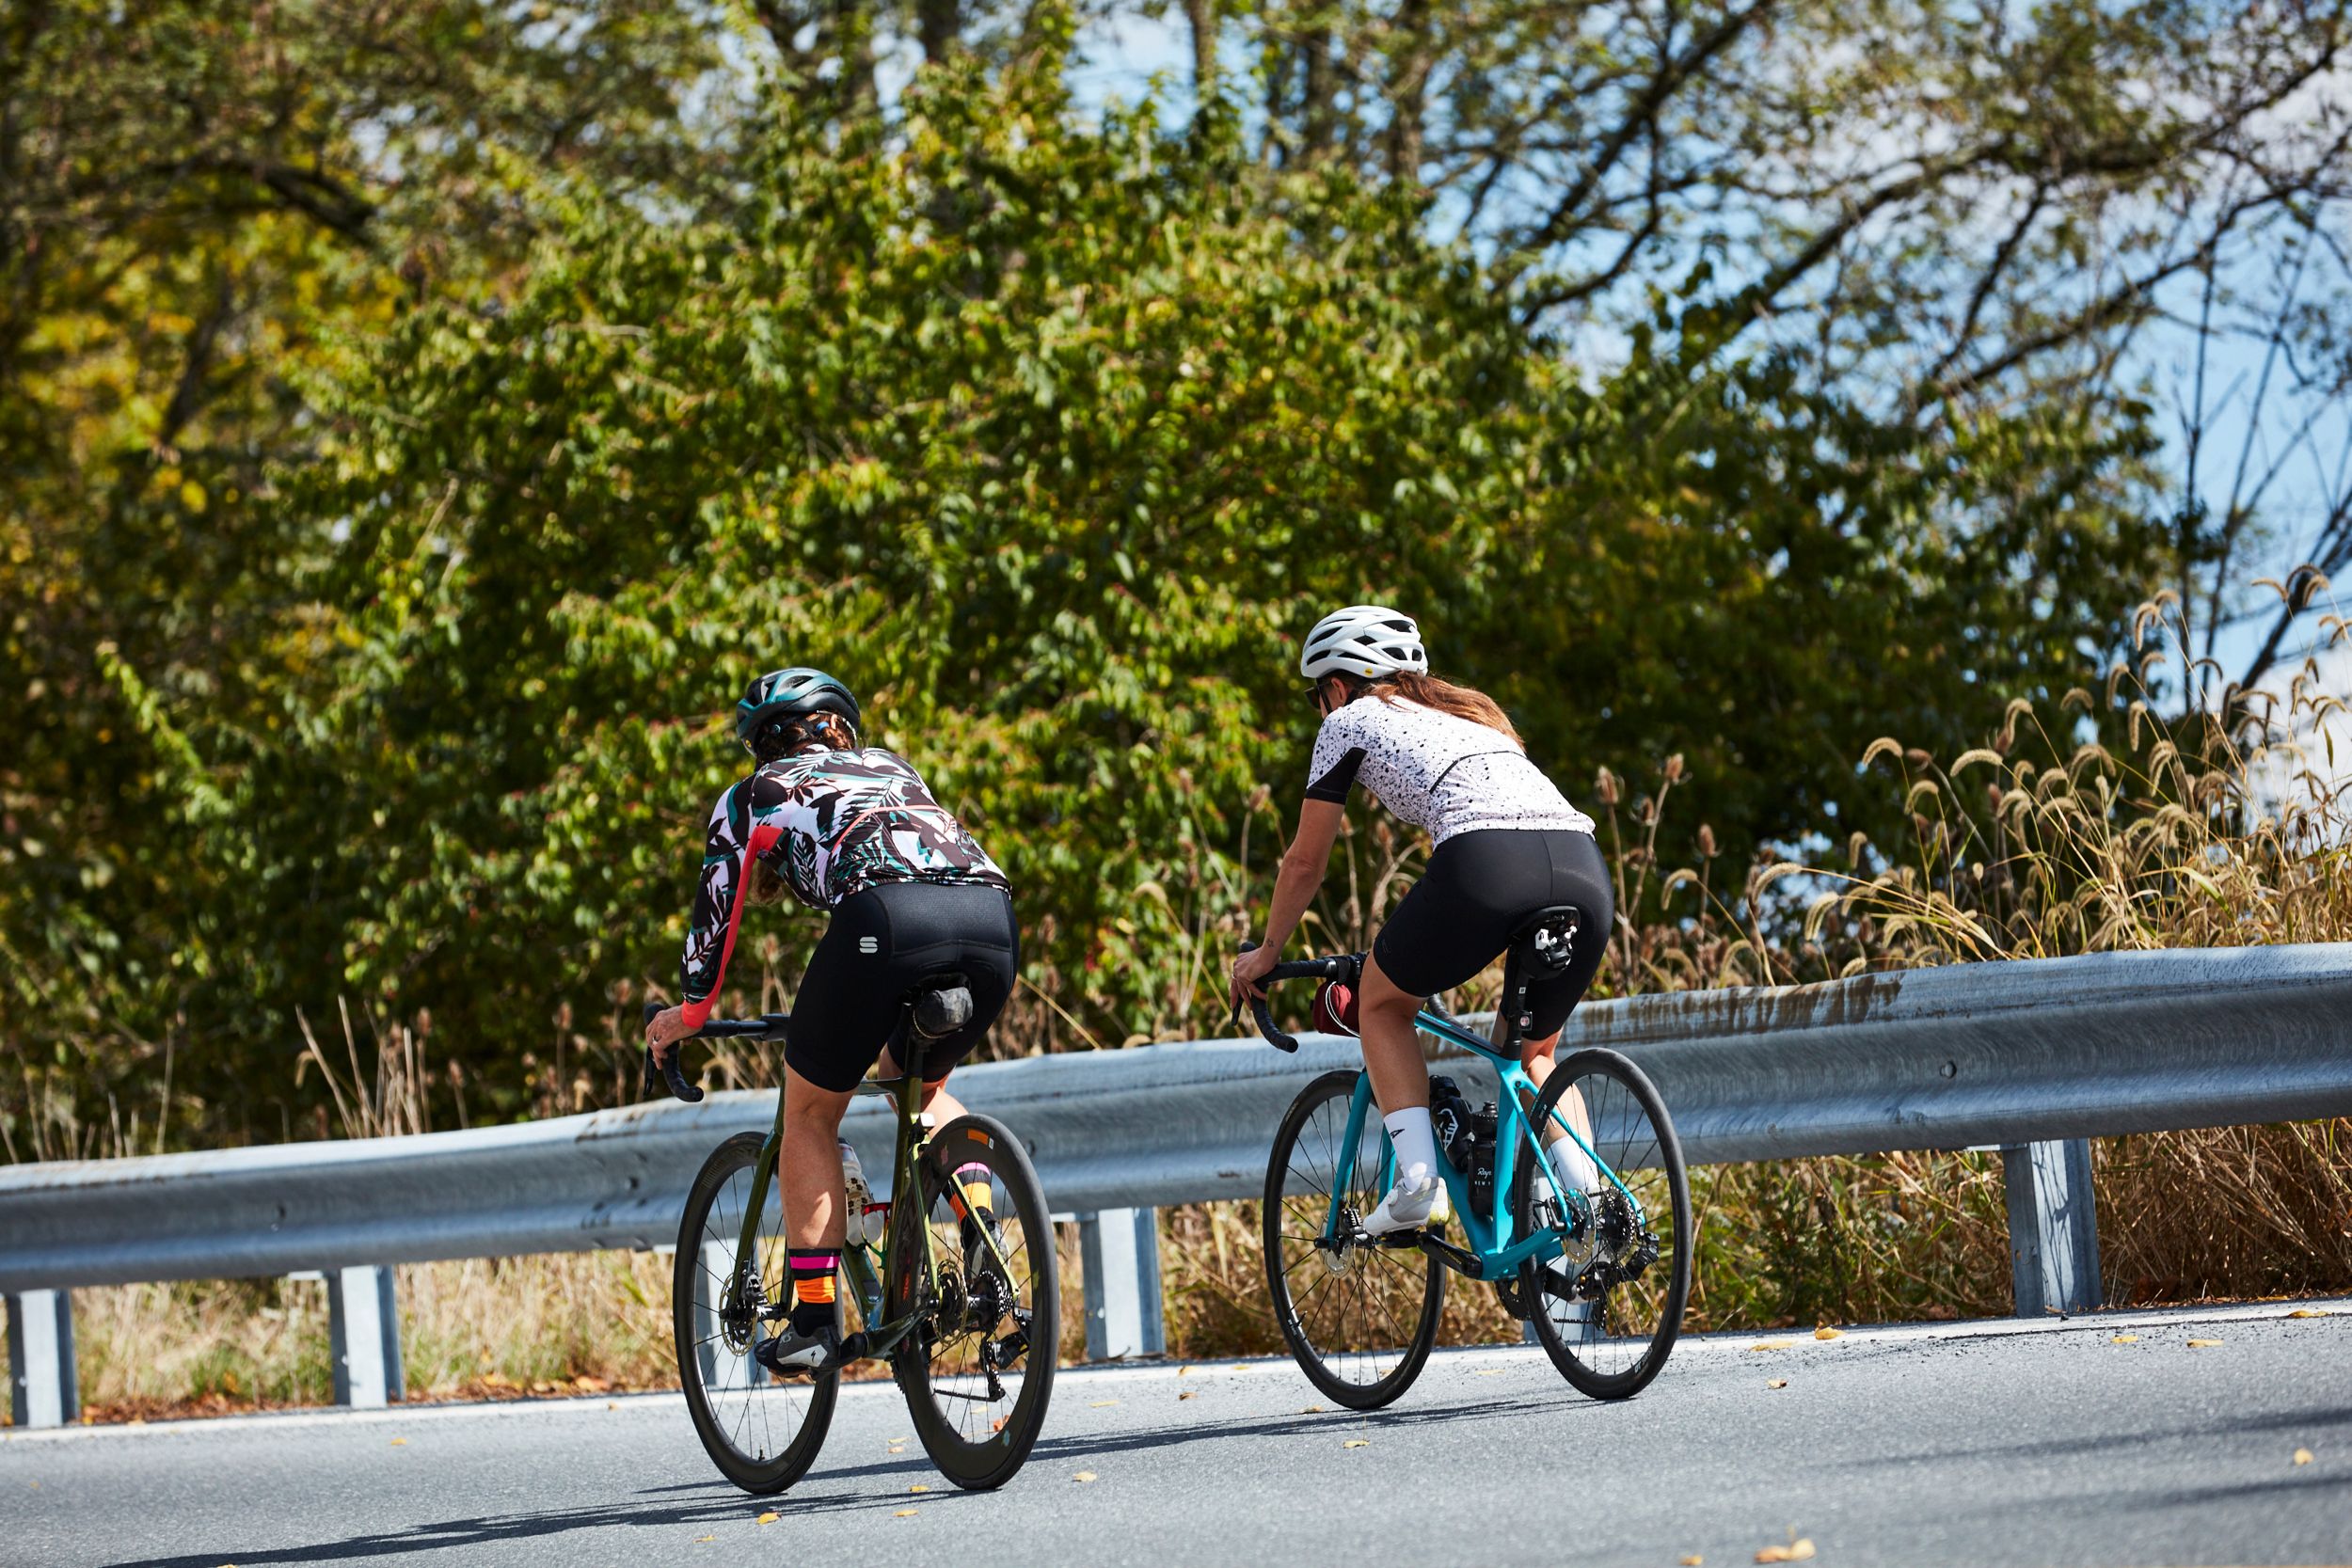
[1416,1230,1486,1280]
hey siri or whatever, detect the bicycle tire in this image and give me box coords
[1262,1070,1443,1410]
[889,1114,1058,1489]
[674,1132,838,1493]
[1514,1048,1692,1400]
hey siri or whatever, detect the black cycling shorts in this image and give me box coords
[786,881,1019,1092]
[1371,829,1612,1039]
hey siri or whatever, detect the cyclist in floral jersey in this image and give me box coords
[645,668,1017,1375]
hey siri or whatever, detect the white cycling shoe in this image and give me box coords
[1359,1164,1448,1236]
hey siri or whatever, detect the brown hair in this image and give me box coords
[746,859,791,907]
[752,709,857,764]
[1345,670,1521,746]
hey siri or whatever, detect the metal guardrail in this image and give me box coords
[8,943,2352,1426]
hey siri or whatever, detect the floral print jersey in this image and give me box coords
[677,747,1009,1027]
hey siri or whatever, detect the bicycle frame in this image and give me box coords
[720,1067,1002,1366]
[1321,1007,1646,1280]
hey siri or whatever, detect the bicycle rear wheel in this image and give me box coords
[675,1132,837,1493]
[1262,1070,1443,1410]
[1514,1048,1691,1400]
[888,1115,1058,1490]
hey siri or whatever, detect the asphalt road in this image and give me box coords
[7,1299,2349,1568]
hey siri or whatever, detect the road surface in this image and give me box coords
[6,1299,2347,1567]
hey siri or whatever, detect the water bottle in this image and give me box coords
[839,1141,872,1244]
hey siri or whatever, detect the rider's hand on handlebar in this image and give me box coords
[644,1004,691,1066]
[1230,942,1279,1014]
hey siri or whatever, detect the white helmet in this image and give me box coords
[1300,605,1428,681]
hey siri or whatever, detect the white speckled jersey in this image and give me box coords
[678,747,1008,1026]
[1305,696,1595,842]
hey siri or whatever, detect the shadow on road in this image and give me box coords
[98,1476,982,1566]
[1829,1402,2352,1473]
[94,1392,1614,1566]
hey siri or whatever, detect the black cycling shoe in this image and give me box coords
[754,1323,843,1379]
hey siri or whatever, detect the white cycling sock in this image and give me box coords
[1549,1135,1601,1195]
[1383,1106,1438,1189]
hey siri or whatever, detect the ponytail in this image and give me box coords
[1349,671,1521,746]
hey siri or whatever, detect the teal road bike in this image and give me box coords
[644,977,1057,1495]
[1239,905,1692,1407]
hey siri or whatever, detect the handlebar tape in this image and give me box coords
[641,1000,706,1103]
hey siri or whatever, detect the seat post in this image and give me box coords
[1490,948,1531,1056]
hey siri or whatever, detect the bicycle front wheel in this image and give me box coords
[675,1132,837,1493]
[888,1114,1058,1490]
[1263,1070,1443,1410]
[1514,1048,1692,1400]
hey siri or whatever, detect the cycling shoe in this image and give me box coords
[754,1323,843,1379]
[1359,1165,1447,1236]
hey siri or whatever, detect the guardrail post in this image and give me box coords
[7,1290,78,1429]
[327,1265,404,1407]
[2003,1139,2102,1316]
[1079,1208,1165,1361]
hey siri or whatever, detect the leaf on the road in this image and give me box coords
[1813,1327,1843,1340]
[1301,1404,1325,1414]
[895,1509,918,1517]
[1343,1439,1369,1449]
[1767,1379,1788,1389]
[1178,1390,1197,1401]
[1682,1557,1703,1565]
[909,1484,929,1494]
[1178,1365,1192,1376]
[755,1512,780,1525]
[607,1402,618,1411]
[2110,1334,2138,1343]
[1073,1472,1098,1483]
[2286,1308,2328,1319]
[2186,1338,2224,1348]
[1089,1400,1119,1407]
[1475,1369,1504,1376]
[1755,1536,1816,1562]
[389,1439,406,1447]
[1231,1365,1251,1372]
[2294,1448,2313,1466]
[693,1534,714,1544]
[1749,1340,1794,1352]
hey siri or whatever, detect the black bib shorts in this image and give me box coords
[1370,828,1613,1039]
[786,880,1020,1091]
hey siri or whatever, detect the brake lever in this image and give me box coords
[641,1001,707,1103]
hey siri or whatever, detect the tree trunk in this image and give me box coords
[918,0,961,63]
[1182,0,1217,104]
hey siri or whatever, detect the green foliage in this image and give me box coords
[4,19,2188,1147]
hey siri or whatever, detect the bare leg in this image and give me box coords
[1356,950,1430,1116]
[879,1044,967,1126]
[1517,1028,1599,1186]
[780,1063,854,1248]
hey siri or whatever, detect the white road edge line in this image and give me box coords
[3,1295,2341,1447]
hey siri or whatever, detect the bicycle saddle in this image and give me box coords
[1509,906,1583,978]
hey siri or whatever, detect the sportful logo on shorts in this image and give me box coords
[859,936,880,954]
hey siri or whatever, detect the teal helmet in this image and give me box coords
[735,667,860,759]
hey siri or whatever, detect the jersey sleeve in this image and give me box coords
[1304,709,1365,804]
[677,777,787,1029]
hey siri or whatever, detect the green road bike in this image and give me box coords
[644,976,1057,1495]
[1239,905,1692,1407]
